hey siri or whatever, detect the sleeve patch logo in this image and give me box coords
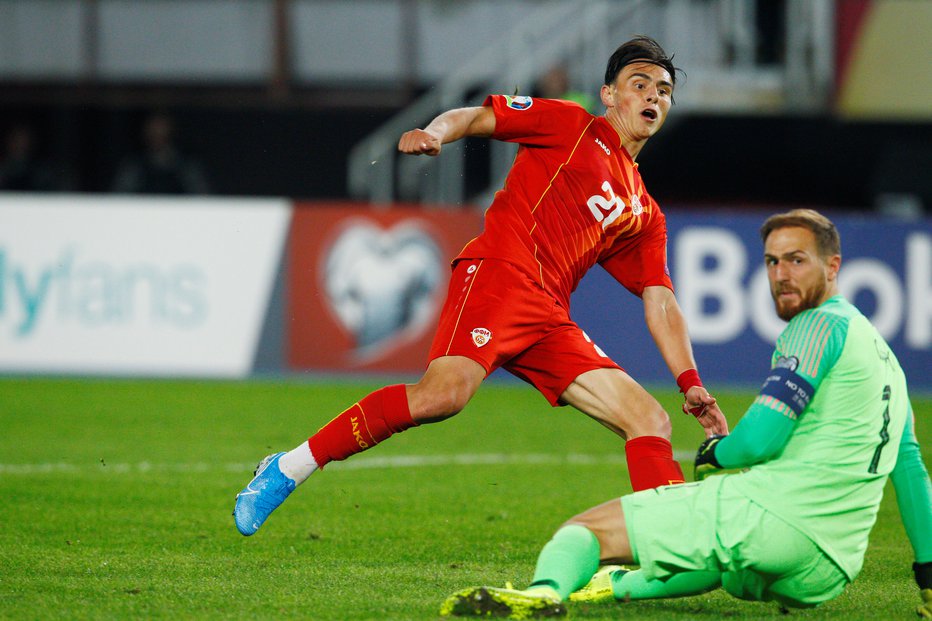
[470,327,492,347]
[629,193,643,216]
[775,355,799,371]
[504,95,533,110]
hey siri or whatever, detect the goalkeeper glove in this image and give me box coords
[916,562,932,619]
[693,435,725,481]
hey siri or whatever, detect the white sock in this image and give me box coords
[277,441,318,485]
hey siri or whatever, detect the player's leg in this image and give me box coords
[406,355,488,423]
[304,354,486,467]
[504,318,682,491]
[442,484,724,616]
[560,366,670,438]
[528,499,631,599]
[439,503,617,617]
[568,481,726,603]
[561,367,683,490]
[510,491,703,602]
[719,508,848,609]
[234,258,534,536]
[233,356,484,536]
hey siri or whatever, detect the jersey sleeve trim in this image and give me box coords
[776,305,847,386]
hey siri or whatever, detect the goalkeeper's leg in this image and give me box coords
[526,524,602,599]
[526,498,634,600]
[572,567,721,602]
[531,498,721,603]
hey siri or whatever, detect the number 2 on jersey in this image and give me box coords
[586,180,624,230]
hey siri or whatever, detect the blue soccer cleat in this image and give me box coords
[233,452,296,536]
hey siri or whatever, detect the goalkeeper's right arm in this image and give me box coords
[692,365,817,481]
[691,401,796,481]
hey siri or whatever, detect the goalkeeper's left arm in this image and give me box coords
[889,405,932,618]
[694,366,813,481]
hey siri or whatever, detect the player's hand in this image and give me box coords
[694,435,725,481]
[398,128,443,156]
[918,588,932,619]
[683,386,729,438]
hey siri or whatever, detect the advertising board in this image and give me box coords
[0,195,290,377]
[572,211,931,390]
[287,203,482,373]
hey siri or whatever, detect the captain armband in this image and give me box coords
[758,367,815,419]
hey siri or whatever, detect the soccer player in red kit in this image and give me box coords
[234,36,729,536]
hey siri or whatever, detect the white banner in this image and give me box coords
[0,194,290,377]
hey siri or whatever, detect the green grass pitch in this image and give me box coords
[0,377,928,620]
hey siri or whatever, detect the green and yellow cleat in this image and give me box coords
[440,585,566,619]
[918,588,932,619]
[568,565,628,604]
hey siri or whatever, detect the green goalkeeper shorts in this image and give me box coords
[621,476,848,608]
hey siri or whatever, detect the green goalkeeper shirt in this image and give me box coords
[721,295,910,581]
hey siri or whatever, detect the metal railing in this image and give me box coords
[348,0,835,207]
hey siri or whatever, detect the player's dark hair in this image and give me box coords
[760,209,842,258]
[604,36,679,86]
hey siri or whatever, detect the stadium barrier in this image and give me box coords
[0,195,290,377]
[1,196,929,390]
[286,202,481,373]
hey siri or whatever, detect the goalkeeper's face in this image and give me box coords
[764,226,840,321]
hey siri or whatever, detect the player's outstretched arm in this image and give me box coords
[397,106,495,156]
[641,286,728,437]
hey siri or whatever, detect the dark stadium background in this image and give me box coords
[2,102,930,207]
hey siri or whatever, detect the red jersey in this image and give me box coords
[457,95,673,307]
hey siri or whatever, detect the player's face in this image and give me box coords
[601,62,673,141]
[764,226,839,321]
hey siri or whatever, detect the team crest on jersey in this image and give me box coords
[775,355,799,371]
[629,193,643,216]
[470,327,492,347]
[504,95,533,110]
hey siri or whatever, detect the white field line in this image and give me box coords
[0,450,695,475]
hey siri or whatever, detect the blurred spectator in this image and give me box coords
[0,124,65,191]
[534,64,597,112]
[112,112,210,194]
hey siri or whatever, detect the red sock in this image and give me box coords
[625,436,685,491]
[308,384,416,469]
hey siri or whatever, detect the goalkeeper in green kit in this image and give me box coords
[441,209,932,618]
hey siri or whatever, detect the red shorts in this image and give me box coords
[428,259,622,405]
